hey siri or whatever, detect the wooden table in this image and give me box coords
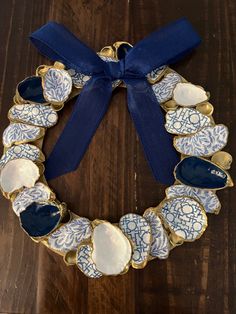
[0,0,235,313]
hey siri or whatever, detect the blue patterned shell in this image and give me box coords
[159,197,207,241]
[68,55,121,89]
[67,68,91,88]
[174,125,228,156]
[143,209,170,259]
[9,104,58,128]
[0,144,43,169]
[12,182,53,216]
[147,65,167,82]
[76,244,103,278]
[3,123,44,147]
[43,68,72,103]
[166,185,221,214]
[165,108,212,135]
[119,213,151,267]
[48,217,92,253]
[152,72,182,103]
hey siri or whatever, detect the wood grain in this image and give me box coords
[0,0,235,313]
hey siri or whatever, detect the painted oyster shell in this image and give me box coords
[119,213,151,268]
[20,202,61,238]
[173,83,208,107]
[147,65,166,82]
[3,123,45,147]
[48,217,92,253]
[159,197,207,241]
[143,209,170,259]
[17,76,46,104]
[67,68,91,88]
[91,222,132,275]
[12,182,53,216]
[43,68,72,103]
[0,159,40,193]
[174,157,231,189]
[76,244,102,279]
[166,185,221,214]
[174,125,228,157]
[0,144,43,169]
[8,103,58,127]
[68,55,120,88]
[152,72,182,103]
[165,108,212,135]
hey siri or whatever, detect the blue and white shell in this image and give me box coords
[119,213,151,268]
[143,209,170,259]
[147,65,167,82]
[3,123,44,147]
[166,185,221,214]
[12,182,53,216]
[152,72,182,103]
[0,144,43,169]
[174,125,228,156]
[67,68,91,88]
[159,197,207,241]
[165,108,212,135]
[8,104,58,128]
[48,217,92,253]
[43,68,72,103]
[76,244,102,278]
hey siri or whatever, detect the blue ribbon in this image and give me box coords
[30,18,201,184]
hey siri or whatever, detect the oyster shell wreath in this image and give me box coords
[0,42,233,278]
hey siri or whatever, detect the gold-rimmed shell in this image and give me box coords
[211,151,233,170]
[64,250,77,266]
[99,46,115,58]
[162,100,178,111]
[196,102,214,116]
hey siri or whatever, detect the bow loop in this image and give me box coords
[30,18,201,184]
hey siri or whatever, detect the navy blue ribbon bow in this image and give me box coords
[30,18,201,184]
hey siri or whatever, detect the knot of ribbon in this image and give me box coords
[30,18,201,185]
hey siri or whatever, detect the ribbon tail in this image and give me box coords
[125,79,180,185]
[45,77,112,180]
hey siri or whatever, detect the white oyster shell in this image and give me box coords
[48,217,92,253]
[174,125,229,156]
[159,197,207,241]
[8,103,58,127]
[166,185,221,214]
[119,213,151,268]
[143,209,170,259]
[173,83,208,107]
[3,123,44,147]
[0,159,40,193]
[43,68,72,103]
[165,108,212,135]
[0,144,43,169]
[12,182,53,216]
[76,244,102,278]
[152,72,182,103]
[91,222,132,275]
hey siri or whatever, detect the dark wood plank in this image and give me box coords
[0,0,235,313]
